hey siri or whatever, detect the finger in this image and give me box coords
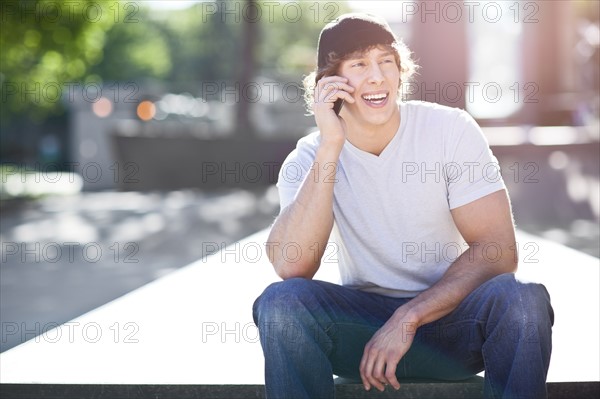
[384,360,401,390]
[318,75,348,85]
[336,90,356,104]
[320,86,338,103]
[363,349,386,392]
[315,84,338,105]
[316,82,355,104]
[370,357,387,392]
[359,348,371,391]
[322,90,354,108]
[316,83,341,103]
[319,84,355,102]
[321,81,355,93]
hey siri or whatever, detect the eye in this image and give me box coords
[351,61,365,67]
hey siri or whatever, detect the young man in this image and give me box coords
[253,13,553,399]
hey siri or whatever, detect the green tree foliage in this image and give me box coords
[1,0,349,125]
[1,0,116,122]
[148,1,350,85]
[89,6,171,81]
[155,4,242,89]
[256,1,350,78]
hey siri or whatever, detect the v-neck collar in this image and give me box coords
[343,102,407,164]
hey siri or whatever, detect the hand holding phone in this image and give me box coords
[316,76,353,115]
[313,76,355,145]
[333,99,345,115]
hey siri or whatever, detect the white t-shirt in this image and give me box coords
[277,101,506,298]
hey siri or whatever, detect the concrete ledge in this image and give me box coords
[1,382,598,399]
[1,229,598,388]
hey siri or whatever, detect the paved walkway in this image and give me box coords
[1,229,598,384]
[0,188,279,352]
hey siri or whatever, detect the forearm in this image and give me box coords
[358,239,518,393]
[267,140,343,279]
[398,242,518,328]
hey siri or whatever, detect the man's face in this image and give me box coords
[337,46,401,128]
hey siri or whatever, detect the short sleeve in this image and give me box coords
[276,133,319,211]
[444,111,506,209]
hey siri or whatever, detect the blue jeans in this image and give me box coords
[252,273,553,399]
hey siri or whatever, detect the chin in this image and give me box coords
[362,108,396,125]
[344,101,398,126]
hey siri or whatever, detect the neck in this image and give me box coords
[344,106,401,156]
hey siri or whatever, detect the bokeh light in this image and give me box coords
[92,97,113,118]
[137,101,156,121]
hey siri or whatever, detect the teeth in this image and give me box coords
[362,93,387,101]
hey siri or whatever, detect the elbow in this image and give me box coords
[507,252,518,273]
[265,239,318,280]
[271,257,318,281]
[278,270,315,281]
[503,257,518,274]
[498,241,518,274]
[474,238,518,275]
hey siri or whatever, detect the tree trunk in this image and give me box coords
[236,0,259,138]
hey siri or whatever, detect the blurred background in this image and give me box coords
[1,0,599,352]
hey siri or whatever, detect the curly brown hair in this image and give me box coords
[302,41,419,114]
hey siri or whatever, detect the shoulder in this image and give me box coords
[296,130,321,152]
[403,101,481,140]
[281,130,320,168]
[402,100,470,122]
[277,131,322,192]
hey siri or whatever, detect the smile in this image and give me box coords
[361,92,389,106]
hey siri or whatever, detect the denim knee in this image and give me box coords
[253,278,320,325]
[485,273,554,336]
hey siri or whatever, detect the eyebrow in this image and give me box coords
[346,51,394,61]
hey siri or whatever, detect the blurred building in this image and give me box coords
[2,1,598,195]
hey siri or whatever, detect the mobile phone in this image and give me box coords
[333,99,344,115]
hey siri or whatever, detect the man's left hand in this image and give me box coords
[359,308,418,392]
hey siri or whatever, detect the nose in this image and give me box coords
[368,63,384,85]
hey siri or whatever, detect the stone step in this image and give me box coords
[1,381,598,399]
